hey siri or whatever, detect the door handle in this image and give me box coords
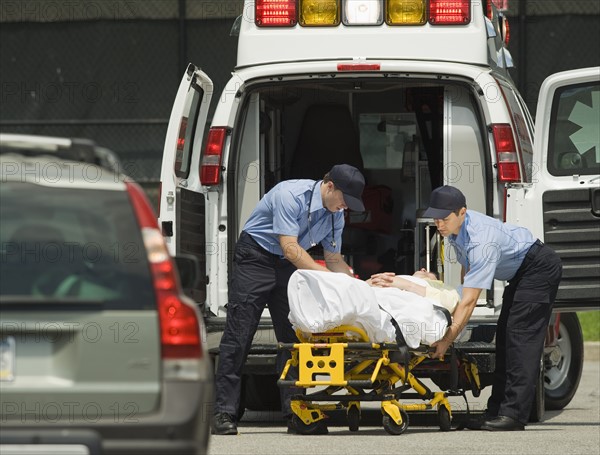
[591,187,600,217]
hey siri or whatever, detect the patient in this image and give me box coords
[366,269,459,314]
[287,270,451,348]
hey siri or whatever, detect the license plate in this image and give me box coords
[0,336,15,382]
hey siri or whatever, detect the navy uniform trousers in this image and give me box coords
[215,231,302,419]
[487,240,563,424]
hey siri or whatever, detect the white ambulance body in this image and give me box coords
[159,0,599,417]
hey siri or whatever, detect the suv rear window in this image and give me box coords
[0,182,155,309]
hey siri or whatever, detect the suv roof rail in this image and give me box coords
[0,133,122,174]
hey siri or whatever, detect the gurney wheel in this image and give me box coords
[347,405,360,432]
[291,415,327,435]
[382,409,408,435]
[438,405,452,432]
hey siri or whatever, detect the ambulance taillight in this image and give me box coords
[200,127,227,186]
[492,124,521,182]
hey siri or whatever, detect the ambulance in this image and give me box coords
[158,0,600,420]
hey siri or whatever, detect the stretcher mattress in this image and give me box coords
[287,270,449,348]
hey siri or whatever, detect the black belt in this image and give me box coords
[513,239,544,280]
[239,231,289,261]
[526,239,544,258]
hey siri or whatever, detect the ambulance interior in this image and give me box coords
[232,77,488,284]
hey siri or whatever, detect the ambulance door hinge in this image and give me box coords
[186,63,197,78]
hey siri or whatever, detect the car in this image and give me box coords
[0,133,213,455]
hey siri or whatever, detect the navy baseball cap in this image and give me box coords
[423,186,467,219]
[329,164,365,212]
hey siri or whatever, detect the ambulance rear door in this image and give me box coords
[159,63,213,304]
[507,67,600,310]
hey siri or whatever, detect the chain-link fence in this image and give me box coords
[0,0,241,209]
[1,0,598,205]
[504,0,600,114]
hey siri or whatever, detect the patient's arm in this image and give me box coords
[368,273,427,297]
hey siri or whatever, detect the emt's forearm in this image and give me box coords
[441,287,481,343]
[326,261,352,275]
[284,246,328,271]
[279,237,328,271]
[323,251,353,275]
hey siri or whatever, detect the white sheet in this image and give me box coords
[287,270,449,348]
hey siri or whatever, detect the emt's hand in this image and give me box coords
[430,338,452,360]
[367,272,396,287]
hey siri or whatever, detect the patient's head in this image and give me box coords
[413,269,437,280]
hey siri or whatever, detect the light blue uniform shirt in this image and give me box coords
[447,210,536,290]
[242,179,344,257]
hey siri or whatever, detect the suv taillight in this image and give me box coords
[492,124,521,182]
[143,228,201,359]
[126,182,202,361]
[200,127,227,186]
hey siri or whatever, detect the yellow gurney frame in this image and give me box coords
[278,325,481,435]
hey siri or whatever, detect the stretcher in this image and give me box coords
[280,270,482,434]
[278,324,482,435]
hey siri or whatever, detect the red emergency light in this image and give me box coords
[429,0,471,25]
[255,0,297,27]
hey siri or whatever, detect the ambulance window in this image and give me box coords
[174,86,203,179]
[548,81,600,177]
[359,113,418,170]
[498,82,534,182]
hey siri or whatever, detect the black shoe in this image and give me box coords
[481,415,525,431]
[212,412,238,435]
[287,417,328,435]
[465,411,497,430]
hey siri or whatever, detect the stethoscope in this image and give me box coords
[307,181,337,248]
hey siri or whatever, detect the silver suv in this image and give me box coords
[0,134,213,455]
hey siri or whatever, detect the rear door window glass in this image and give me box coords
[548,81,600,176]
[0,183,155,309]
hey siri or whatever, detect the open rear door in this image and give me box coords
[525,67,599,309]
[159,63,213,303]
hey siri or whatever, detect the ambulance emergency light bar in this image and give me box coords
[255,0,471,27]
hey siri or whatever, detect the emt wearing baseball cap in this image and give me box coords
[424,186,563,431]
[213,164,365,436]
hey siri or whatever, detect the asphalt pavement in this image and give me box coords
[208,342,600,455]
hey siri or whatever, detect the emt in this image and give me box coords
[424,185,562,431]
[212,164,365,435]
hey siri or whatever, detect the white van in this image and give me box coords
[159,0,599,420]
